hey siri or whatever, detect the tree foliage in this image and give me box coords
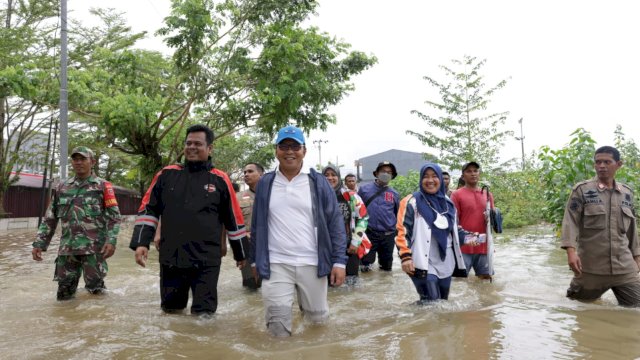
[389,168,546,230]
[538,128,598,228]
[408,55,512,170]
[389,170,420,199]
[73,0,377,183]
[538,126,640,229]
[612,124,640,194]
[210,130,275,181]
[484,168,546,229]
[0,0,59,216]
[0,1,376,199]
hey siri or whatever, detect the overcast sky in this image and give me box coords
[72,0,640,175]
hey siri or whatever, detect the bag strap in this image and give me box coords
[364,186,388,208]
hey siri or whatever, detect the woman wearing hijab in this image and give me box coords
[395,163,467,303]
[322,165,371,285]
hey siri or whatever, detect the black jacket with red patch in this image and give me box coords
[130,160,246,267]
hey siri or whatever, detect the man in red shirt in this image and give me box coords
[450,161,494,280]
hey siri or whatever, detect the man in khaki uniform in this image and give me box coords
[237,162,264,289]
[561,145,640,306]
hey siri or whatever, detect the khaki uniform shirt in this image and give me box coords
[560,178,639,275]
[237,189,255,236]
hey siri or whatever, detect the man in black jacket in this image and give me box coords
[130,124,247,316]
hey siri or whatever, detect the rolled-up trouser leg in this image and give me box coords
[262,263,296,336]
[55,255,81,300]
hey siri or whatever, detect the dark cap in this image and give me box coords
[71,146,94,159]
[461,161,480,172]
[373,161,398,179]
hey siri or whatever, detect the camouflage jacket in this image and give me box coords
[33,174,121,255]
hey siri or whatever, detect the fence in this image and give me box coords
[2,185,141,218]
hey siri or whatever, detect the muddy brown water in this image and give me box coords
[1,224,640,359]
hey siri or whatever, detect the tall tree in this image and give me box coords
[408,55,512,169]
[61,8,164,182]
[0,0,58,216]
[86,0,376,182]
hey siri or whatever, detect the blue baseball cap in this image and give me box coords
[275,125,305,144]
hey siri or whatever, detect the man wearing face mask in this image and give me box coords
[358,161,400,272]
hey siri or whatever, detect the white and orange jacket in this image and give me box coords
[395,194,466,275]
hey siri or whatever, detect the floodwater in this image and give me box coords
[2,224,640,360]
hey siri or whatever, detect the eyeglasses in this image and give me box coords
[277,143,303,151]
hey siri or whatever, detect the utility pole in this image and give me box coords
[59,0,69,179]
[38,116,55,227]
[313,139,328,168]
[354,160,362,181]
[515,118,525,170]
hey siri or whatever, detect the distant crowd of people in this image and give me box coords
[32,124,640,337]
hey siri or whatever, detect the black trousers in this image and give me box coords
[160,264,221,314]
[346,252,360,276]
[361,229,397,270]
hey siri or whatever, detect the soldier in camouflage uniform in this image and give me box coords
[32,146,121,300]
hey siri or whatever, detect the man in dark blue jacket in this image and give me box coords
[249,125,347,337]
[129,124,247,316]
[358,161,400,272]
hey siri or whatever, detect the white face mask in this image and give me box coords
[377,172,392,184]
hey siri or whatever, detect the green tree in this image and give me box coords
[538,128,597,228]
[210,130,275,181]
[0,0,59,216]
[63,9,174,179]
[538,126,640,230]
[613,125,640,181]
[408,55,512,170]
[612,125,640,206]
[68,121,139,189]
[484,167,546,229]
[77,0,376,184]
[390,170,420,199]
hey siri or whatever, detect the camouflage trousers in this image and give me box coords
[54,254,108,300]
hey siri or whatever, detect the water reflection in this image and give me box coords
[1,225,640,359]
